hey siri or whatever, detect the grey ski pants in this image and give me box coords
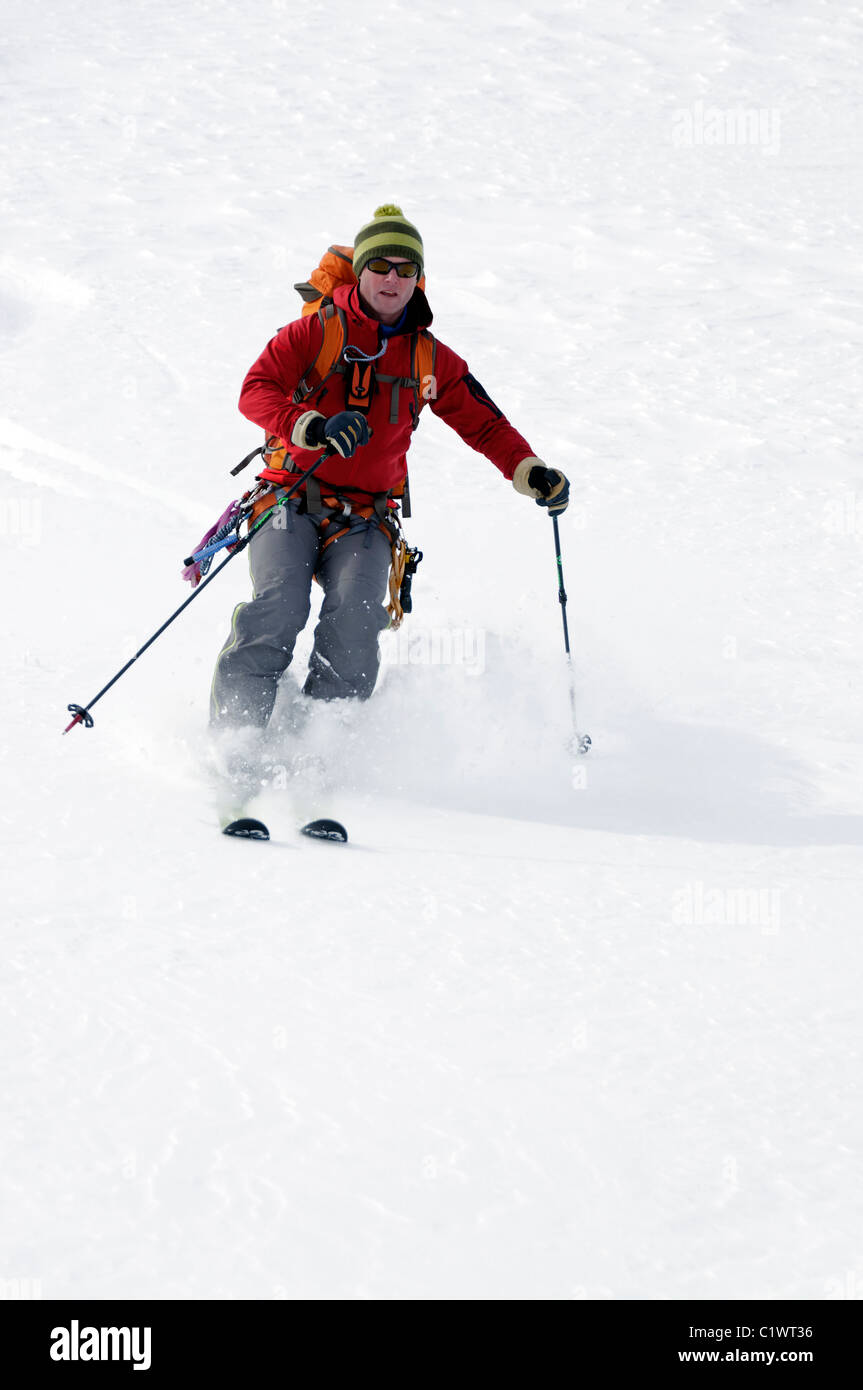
[210,502,392,727]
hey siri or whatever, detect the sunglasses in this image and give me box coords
[365,257,419,279]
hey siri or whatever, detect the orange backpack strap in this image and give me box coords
[292,304,348,405]
[404,332,436,518]
[413,330,437,413]
[262,306,347,472]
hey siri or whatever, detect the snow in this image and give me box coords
[2,0,862,1301]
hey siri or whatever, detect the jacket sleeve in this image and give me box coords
[238,316,323,442]
[428,339,535,480]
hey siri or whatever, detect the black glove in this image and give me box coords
[528,464,570,514]
[512,457,570,514]
[309,410,370,458]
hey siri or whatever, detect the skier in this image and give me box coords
[210,204,570,732]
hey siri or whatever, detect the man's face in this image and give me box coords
[358,257,418,325]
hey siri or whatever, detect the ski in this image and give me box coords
[300,819,348,843]
[219,816,347,843]
[222,816,270,840]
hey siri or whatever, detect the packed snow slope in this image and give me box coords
[1,0,862,1300]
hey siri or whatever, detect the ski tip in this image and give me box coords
[300,818,348,844]
[222,817,270,841]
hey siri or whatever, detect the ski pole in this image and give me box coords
[63,447,334,734]
[551,512,591,755]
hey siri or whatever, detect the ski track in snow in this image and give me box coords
[1,0,862,1301]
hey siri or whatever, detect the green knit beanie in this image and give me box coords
[353,203,424,279]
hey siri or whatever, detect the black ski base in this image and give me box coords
[300,818,348,844]
[222,817,270,841]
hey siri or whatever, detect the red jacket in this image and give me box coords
[238,283,534,495]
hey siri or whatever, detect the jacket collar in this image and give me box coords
[335,282,433,334]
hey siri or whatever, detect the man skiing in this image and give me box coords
[210,204,569,731]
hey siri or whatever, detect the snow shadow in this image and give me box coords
[270,637,863,851]
[557,715,863,848]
